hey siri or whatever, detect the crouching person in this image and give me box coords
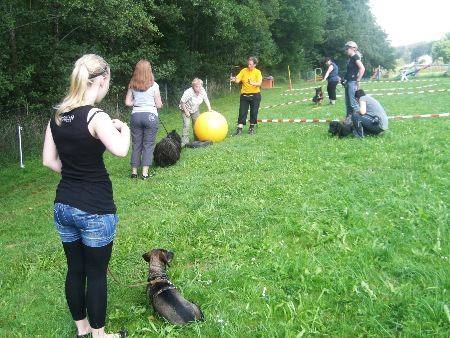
[352,89,388,138]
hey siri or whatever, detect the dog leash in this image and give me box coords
[107,266,170,288]
[158,116,169,134]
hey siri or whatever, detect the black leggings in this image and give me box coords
[62,240,113,329]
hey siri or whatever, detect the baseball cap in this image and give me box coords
[344,41,358,49]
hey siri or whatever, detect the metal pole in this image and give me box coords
[165,83,168,106]
[18,125,25,168]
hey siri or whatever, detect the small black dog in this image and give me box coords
[153,130,182,167]
[142,249,204,325]
[328,121,353,138]
[312,86,324,105]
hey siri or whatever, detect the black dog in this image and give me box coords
[153,130,182,167]
[142,249,204,325]
[328,121,353,138]
[312,86,324,105]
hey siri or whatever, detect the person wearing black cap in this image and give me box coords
[343,41,365,117]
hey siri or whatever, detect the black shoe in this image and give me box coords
[142,174,155,180]
[235,128,242,136]
[248,128,255,135]
[130,174,138,179]
[77,330,127,338]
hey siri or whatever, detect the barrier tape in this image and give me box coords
[369,88,449,97]
[369,78,444,83]
[263,88,449,109]
[281,83,438,96]
[249,113,450,124]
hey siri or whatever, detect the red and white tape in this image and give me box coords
[250,113,450,123]
[263,88,449,109]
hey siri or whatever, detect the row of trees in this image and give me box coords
[395,33,450,65]
[1,0,397,116]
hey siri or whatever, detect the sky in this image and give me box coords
[369,0,449,46]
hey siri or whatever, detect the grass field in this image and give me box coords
[1,75,449,337]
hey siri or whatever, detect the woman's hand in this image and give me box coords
[111,119,127,131]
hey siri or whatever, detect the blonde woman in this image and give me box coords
[43,54,129,338]
[125,60,163,179]
[343,41,365,117]
[179,78,212,146]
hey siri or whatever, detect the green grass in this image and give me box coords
[1,76,449,337]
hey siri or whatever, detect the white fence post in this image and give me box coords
[18,125,25,168]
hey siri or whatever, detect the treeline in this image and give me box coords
[1,0,396,116]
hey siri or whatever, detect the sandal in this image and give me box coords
[130,173,138,179]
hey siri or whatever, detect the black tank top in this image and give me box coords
[50,105,116,214]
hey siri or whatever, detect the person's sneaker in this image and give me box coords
[248,128,255,135]
[142,174,155,180]
[131,173,138,179]
[235,128,242,136]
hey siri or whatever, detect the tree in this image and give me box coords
[431,33,450,63]
[0,0,400,117]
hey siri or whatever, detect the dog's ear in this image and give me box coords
[159,250,174,266]
[166,251,174,263]
[142,252,151,262]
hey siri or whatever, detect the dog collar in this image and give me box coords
[151,281,177,300]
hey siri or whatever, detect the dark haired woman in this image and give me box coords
[230,56,262,135]
[322,57,339,105]
[353,89,389,138]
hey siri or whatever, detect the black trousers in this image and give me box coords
[327,81,339,100]
[238,92,261,125]
[352,113,383,138]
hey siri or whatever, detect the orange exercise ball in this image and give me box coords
[194,111,228,142]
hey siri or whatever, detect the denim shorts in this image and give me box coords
[53,203,117,247]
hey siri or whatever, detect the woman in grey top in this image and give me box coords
[352,89,388,138]
[125,60,163,179]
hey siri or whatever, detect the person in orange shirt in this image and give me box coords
[230,56,262,135]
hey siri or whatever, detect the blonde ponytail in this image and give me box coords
[54,54,109,125]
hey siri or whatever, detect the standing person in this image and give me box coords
[42,54,130,338]
[322,57,339,105]
[352,89,389,138]
[125,60,163,179]
[179,78,212,146]
[230,56,262,135]
[343,41,365,117]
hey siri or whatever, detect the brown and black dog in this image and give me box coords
[142,249,204,325]
[312,86,324,105]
